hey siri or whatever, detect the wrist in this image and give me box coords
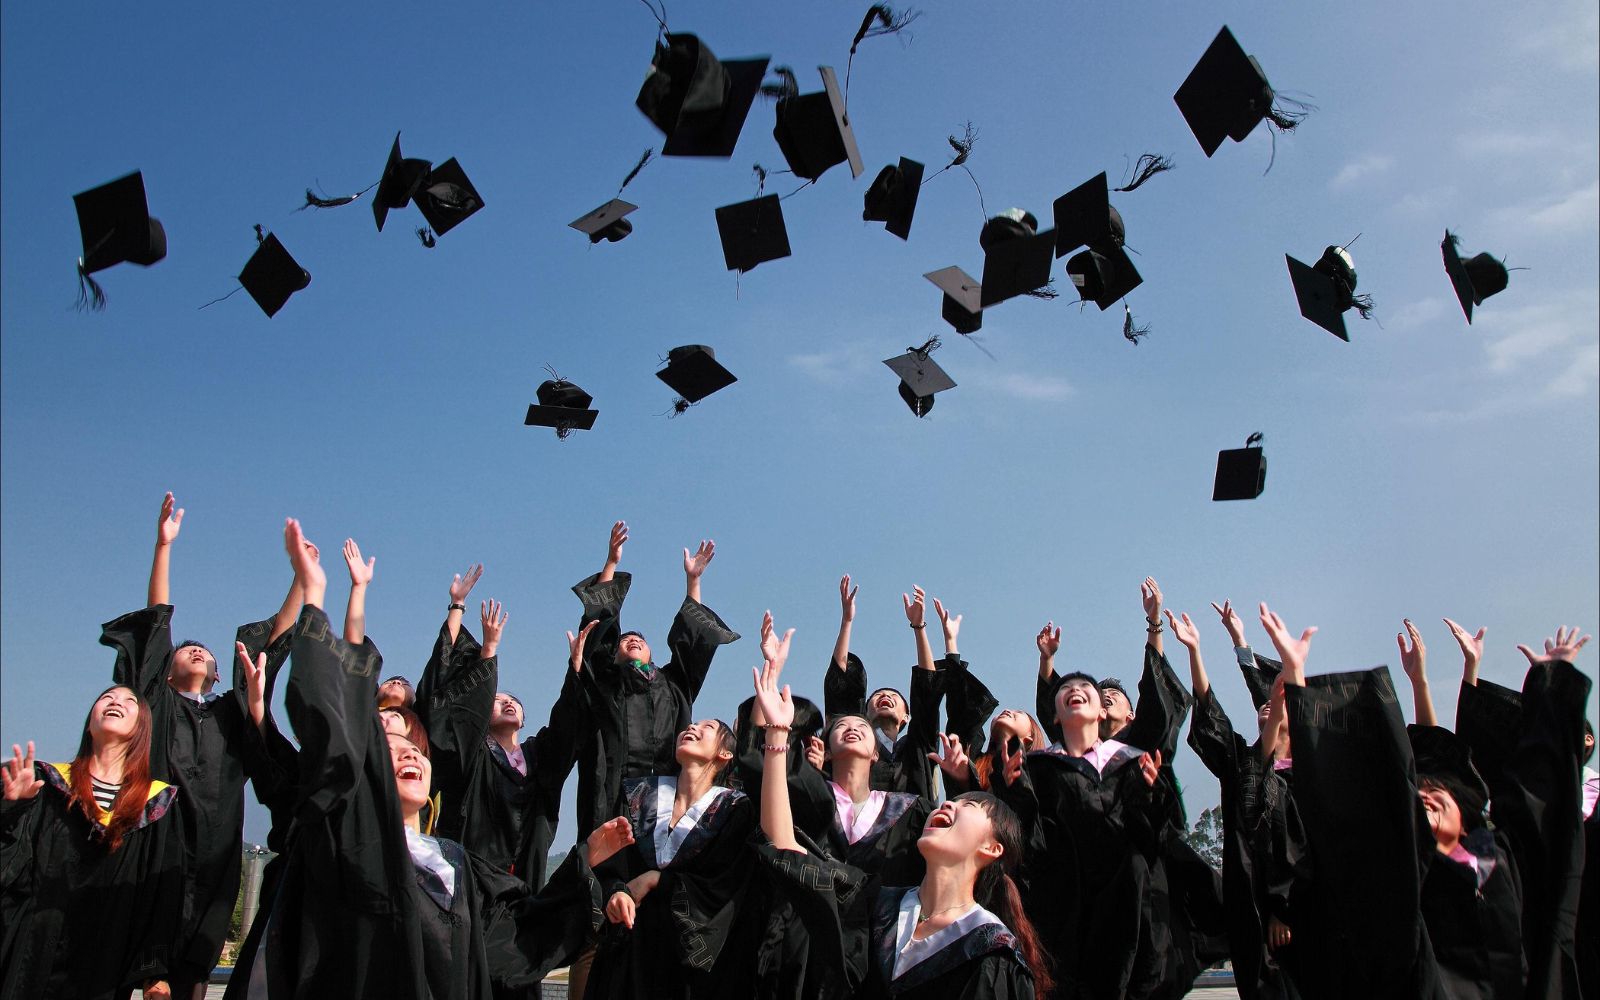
[447,602,465,612]
[909,622,925,630]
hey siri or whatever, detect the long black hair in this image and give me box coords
[954,791,1054,996]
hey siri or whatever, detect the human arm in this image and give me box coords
[905,586,934,671]
[235,642,267,730]
[445,563,484,646]
[341,538,376,646]
[1167,610,1209,702]
[146,492,183,608]
[1397,619,1437,726]
[935,597,962,657]
[683,539,714,605]
[832,574,857,670]
[1257,603,1314,686]
[1035,622,1063,745]
[1441,617,1486,687]
[1141,577,1165,655]
[598,520,626,584]
[753,621,804,853]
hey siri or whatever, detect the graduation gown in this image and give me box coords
[236,606,599,1000]
[1188,689,1307,1000]
[823,654,944,796]
[0,761,184,1000]
[757,845,1036,1000]
[994,740,1171,1000]
[100,603,267,990]
[415,620,585,881]
[587,776,758,999]
[571,571,740,836]
[935,655,999,767]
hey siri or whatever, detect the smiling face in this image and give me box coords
[388,733,433,817]
[675,719,733,771]
[89,686,142,743]
[615,632,652,665]
[918,797,1004,868]
[1054,677,1106,728]
[868,688,906,728]
[990,709,1036,749]
[491,693,524,733]
[828,715,879,762]
[169,642,218,692]
[1419,781,1463,851]
[1101,687,1133,726]
[377,678,414,709]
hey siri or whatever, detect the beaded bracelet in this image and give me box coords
[762,743,791,753]
[763,723,792,732]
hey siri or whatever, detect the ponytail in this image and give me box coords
[957,791,1054,996]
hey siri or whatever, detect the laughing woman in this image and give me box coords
[1,686,185,1000]
[754,621,1048,1000]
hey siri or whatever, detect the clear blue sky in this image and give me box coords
[3,1,1596,845]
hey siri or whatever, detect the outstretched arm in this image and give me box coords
[1258,603,1314,687]
[904,586,934,671]
[754,620,802,853]
[684,539,715,604]
[832,574,857,670]
[1142,577,1164,656]
[147,492,183,608]
[445,563,484,646]
[598,521,626,584]
[1397,619,1437,726]
[342,538,376,646]
[1442,618,1487,687]
[934,597,961,657]
[1167,610,1209,702]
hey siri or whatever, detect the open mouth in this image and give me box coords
[679,731,699,744]
[925,807,955,831]
[397,765,424,782]
[102,706,125,719]
[841,729,863,743]
[1067,691,1090,707]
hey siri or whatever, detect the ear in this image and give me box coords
[1125,709,1135,722]
[977,836,1004,865]
[717,746,735,764]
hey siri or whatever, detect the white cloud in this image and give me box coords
[1516,3,1599,72]
[1387,297,1448,331]
[1477,291,1599,391]
[1545,343,1600,398]
[1329,154,1394,190]
[1520,181,1600,235]
[786,344,879,384]
[963,370,1074,402]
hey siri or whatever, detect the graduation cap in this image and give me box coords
[1441,231,1509,323]
[772,66,866,183]
[978,210,1057,307]
[1287,244,1374,341]
[1065,243,1143,310]
[524,378,598,439]
[1409,724,1491,830]
[657,345,737,407]
[1052,173,1125,259]
[72,171,167,310]
[925,267,983,334]
[372,133,433,232]
[1174,26,1306,158]
[570,200,637,244]
[636,34,770,158]
[863,157,924,240]
[238,233,311,319]
[1213,432,1266,501]
[715,194,791,272]
[413,159,483,239]
[884,340,955,418]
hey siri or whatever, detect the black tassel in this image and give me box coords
[1246,432,1264,448]
[416,228,437,249]
[1265,94,1316,133]
[1122,305,1150,344]
[910,335,941,357]
[637,0,668,33]
[75,265,107,312]
[1351,293,1376,320]
[1114,154,1175,193]
[254,224,267,246]
[296,180,378,212]
[670,398,693,417]
[1023,280,1060,300]
[197,286,244,310]
[618,149,654,193]
[760,66,799,101]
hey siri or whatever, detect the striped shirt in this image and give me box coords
[90,776,120,814]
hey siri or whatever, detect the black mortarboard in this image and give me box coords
[657,345,737,404]
[524,379,598,438]
[1287,245,1368,341]
[773,66,865,183]
[373,134,432,233]
[1065,243,1143,310]
[1409,724,1491,830]
[863,157,924,240]
[636,34,771,158]
[74,171,167,274]
[1052,173,1126,258]
[414,159,483,238]
[714,194,791,272]
[884,345,955,418]
[1213,433,1266,501]
[979,211,1056,308]
[1441,231,1509,324]
[570,200,638,244]
[926,267,983,334]
[238,234,311,319]
[1173,26,1280,157]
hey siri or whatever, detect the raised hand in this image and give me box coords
[804,735,826,770]
[607,521,629,566]
[1141,577,1163,621]
[343,539,375,587]
[449,564,484,605]
[928,733,970,778]
[1211,600,1247,647]
[1037,621,1062,659]
[156,492,184,546]
[567,620,599,673]
[1258,603,1315,682]
[933,598,962,648]
[683,540,716,579]
[480,600,508,658]
[902,586,927,628]
[236,642,267,728]
[1517,626,1591,665]
[759,610,782,667]
[839,574,858,623]
[1442,619,1486,666]
[1166,610,1202,651]
[2,742,43,801]
[1138,749,1164,788]
[752,625,797,733]
[586,815,635,868]
[284,519,326,605]
[1397,620,1426,683]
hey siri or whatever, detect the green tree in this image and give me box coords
[1183,804,1224,868]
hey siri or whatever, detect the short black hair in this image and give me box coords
[1056,672,1101,694]
[1098,677,1129,699]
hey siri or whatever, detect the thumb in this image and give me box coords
[1516,644,1537,665]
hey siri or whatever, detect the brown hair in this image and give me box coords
[379,705,430,758]
[956,791,1054,996]
[971,713,1049,791]
[69,686,155,852]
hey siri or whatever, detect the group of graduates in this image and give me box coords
[2,496,1596,1000]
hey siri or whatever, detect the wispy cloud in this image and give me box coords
[1478,290,1599,390]
[786,344,881,385]
[1515,2,1599,72]
[962,369,1074,402]
[1329,154,1394,190]
[1498,180,1600,235]
[1386,297,1449,332]
[1546,343,1600,398]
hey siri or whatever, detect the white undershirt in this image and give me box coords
[892,887,1004,979]
[831,782,888,844]
[652,777,724,867]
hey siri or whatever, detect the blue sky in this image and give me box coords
[3,1,1596,845]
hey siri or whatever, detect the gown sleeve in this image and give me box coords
[283,607,385,821]
[480,844,607,991]
[825,652,870,720]
[571,570,633,669]
[100,604,178,780]
[660,598,741,706]
[415,621,497,823]
[755,843,875,997]
[1116,644,1193,761]
[1036,670,1062,747]
[898,665,946,799]
[939,654,999,760]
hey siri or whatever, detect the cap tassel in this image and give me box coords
[1122,304,1150,344]
[74,263,107,312]
[1351,293,1376,320]
[760,66,799,101]
[1022,280,1060,300]
[416,228,437,249]
[844,6,922,115]
[1113,153,1175,193]
[617,148,655,194]
[637,0,668,35]
[297,180,378,212]
[1246,432,1264,448]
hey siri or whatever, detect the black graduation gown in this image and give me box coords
[823,653,944,796]
[994,741,1171,1000]
[757,845,1037,1000]
[1283,667,1443,1000]
[1453,661,1591,999]
[0,761,184,1000]
[571,571,740,837]
[415,620,585,882]
[236,606,600,1000]
[936,655,999,766]
[100,603,268,990]
[587,777,759,999]
[1187,689,1307,1000]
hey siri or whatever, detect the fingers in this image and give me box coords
[1516,644,1537,665]
[933,597,947,622]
